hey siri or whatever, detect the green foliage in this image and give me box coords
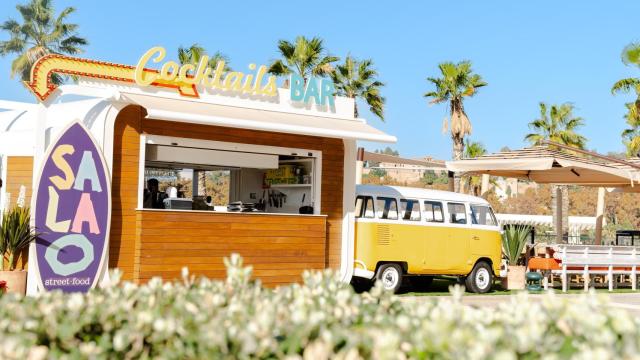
[1,254,640,358]
[524,102,587,149]
[267,36,339,79]
[0,0,87,83]
[621,102,640,157]
[331,55,385,119]
[177,43,232,72]
[1,206,37,271]
[501,224,531,265]
[373,147,399,156]
[463,139,487,158]
[421,170,448,185]
[368,168,387,178]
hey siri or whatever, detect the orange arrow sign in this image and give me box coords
[26,54,199,102]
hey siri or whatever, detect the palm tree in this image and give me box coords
[462,139,487,196]
[331,55,385,119]
[267,36,339,80]
[524,102,587,148]
[622,102,640,157]
[612,42,640,98]
[612,42,640,157]
[525,102,587,242]
[424,60,487,192]
[177,43,231,73]
[0,0,87,85]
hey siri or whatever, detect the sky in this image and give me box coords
[0,1,639,160]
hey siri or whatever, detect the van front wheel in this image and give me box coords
[465,262,493,293]
[376,264,403,293]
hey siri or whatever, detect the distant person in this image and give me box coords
[143,178,165,209]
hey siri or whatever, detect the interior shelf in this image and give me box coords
[269,184,312,188]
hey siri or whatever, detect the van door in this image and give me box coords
[444,202,471,274]
[470,204,502,268]
[422,200,449,273]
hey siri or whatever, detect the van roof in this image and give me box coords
[356,185,489,204]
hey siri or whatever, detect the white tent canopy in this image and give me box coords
[446,146,640,188]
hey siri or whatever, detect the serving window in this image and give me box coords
[139,135,321,215]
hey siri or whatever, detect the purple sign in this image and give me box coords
[33,121,111,292]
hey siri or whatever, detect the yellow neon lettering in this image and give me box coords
[178,63,196,84]
[135,46,165,86]
[160,61,179,81]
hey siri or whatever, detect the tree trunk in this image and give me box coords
[561,185,569,240]
[198,171,206,196]
[452,135,464,192]
[551,184,569,242]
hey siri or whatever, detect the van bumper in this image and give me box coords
[353,260,375,280]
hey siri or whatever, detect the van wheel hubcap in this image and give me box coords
[381,268,399,289]
[475,268,490,289]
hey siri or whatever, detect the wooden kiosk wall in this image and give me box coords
[110,106,345,286]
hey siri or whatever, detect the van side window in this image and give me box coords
[423,201,444,222]
[376,197,398,220]
[400,199,421,221]
[355,196,375,218]
[447,203,467,224]
[471,204,498,226]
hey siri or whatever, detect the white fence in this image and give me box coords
[552,244,640,292]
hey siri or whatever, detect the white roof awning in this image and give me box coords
[120,93,396,143]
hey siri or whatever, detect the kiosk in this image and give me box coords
[0,47,396,293]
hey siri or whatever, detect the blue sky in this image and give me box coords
[1,1,639,160]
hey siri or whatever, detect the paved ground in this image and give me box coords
[403,293,640,316]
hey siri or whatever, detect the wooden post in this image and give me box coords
[595,187,605,245]
[448,171,455,192]
[561,246,567,292]
[480,174,490,196]
[355,147,364,185]
[633,248,637,291]
[556,186,563,243]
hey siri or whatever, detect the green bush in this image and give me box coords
[502,224,531,265]
[0,254,639,359]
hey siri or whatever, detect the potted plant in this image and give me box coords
[501,224,531,290]
[0,206,38,295]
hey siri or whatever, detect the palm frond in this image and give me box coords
[611,78,640,95]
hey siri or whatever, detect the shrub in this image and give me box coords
[0,254,639,359]
[0,206,37,271]
[502,224,531,265]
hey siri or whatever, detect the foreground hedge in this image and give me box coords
[1,256,639,359]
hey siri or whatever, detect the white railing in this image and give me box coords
[552,244,640,292]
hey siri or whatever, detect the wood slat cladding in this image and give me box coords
[4,156,33,209]
[110,106,143,280]
[137,210,326,285]
[110,105,345,284]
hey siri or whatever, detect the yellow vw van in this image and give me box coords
[353,185,502,293]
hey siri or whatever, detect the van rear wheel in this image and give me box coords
[376,264,403,293]
[465,261,493,293]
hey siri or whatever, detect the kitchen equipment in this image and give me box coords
[299,193,314,214]
[164,198,192,210]
[227,201,243,212]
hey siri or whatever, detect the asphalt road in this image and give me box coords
[403,293,640,317]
